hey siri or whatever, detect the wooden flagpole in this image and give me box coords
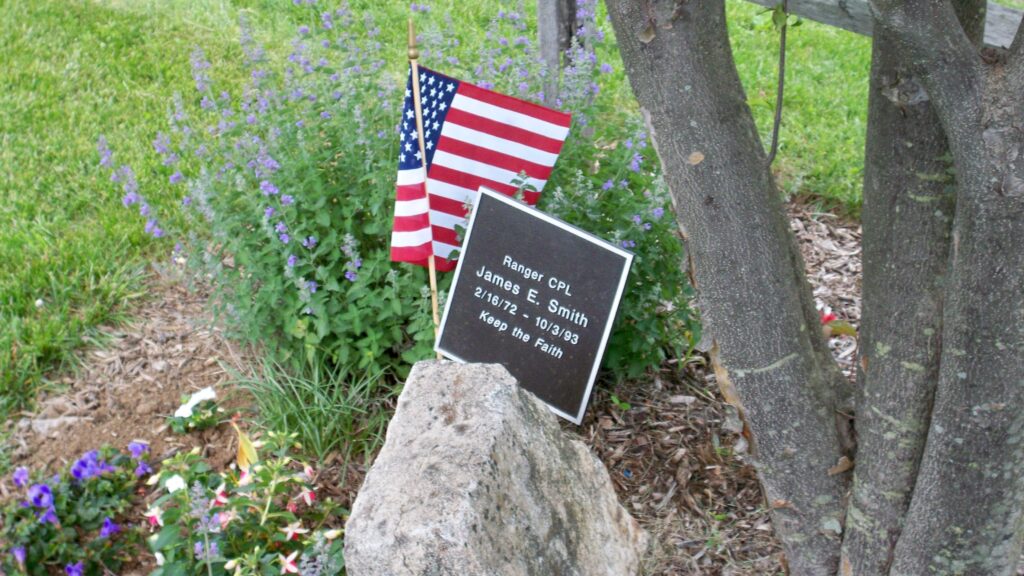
[407,19,443,358]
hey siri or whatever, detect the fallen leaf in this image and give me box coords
[688,151,705,165]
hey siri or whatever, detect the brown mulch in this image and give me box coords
[3,204,863,575]
[7,279,248,475]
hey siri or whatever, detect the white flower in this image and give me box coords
[34,298,44,308]
[154,552,165,566]
[173,386,217,418]
[165,474,187,493]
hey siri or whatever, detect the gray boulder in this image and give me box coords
[344,361,647,576]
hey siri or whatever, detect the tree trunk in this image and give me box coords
[606,1,850,572]
[865,2,1024,572]
[840,2,985,573]
[537,0,576,104]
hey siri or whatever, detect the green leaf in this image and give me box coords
[149,525,182,551]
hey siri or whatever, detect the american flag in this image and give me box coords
[390,65,572,271]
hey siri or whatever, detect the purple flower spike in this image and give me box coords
[275,221,287,233]
[260,180,279,195]
[279,233,291,244]
[264,206,275,219]
[99,517,121,538]
[287,254,297,267]
[298,25,310,35]
[652,207,665,219]
[281,194,294,205]
[12,467,28,488]
[170,171,183,184]
[602,179,614,191]
[65,561,83,576]
[632,214,642,225]
[127,441,149,459]
[345,270,357,282]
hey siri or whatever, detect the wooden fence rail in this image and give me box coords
[742,0,1022,48]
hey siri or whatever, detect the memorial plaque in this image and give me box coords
[436,188,633,424]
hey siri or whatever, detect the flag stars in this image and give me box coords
[447,82,454,92]
[426,140,434,149]
[404,142,412,152]
[415,151,422,160]
[406,109,414,119]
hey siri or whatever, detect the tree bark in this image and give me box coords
[606,1,850,572]
[839,2,985,573]
[537,0,576,104]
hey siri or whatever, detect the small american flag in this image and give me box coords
[390,65,572,271]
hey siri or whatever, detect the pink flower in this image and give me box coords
[820,311,837,324]
[213,483,229,506]
[144,507,164,528]
[298,486,315,506]
[280,521,309,541]
[279,551,299,574]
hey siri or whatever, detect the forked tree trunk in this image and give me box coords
[606,1,850,572]
[840,2,985,573]
[869,4,1024,571]
[608,0,1024,573]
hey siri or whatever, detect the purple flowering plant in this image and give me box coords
[97,0,694,380]
[1,444,150,575]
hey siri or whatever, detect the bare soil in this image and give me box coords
[3,206,862,575]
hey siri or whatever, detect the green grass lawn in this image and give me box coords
[10,0,1000,416]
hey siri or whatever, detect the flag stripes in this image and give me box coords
[390,66,571,271]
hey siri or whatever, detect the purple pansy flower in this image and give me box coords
[345,270,357,282]
[12,467,28,488]
[127,441,149,459]
[134,461,152,478]
[28,483,53,508]
[38,506,59,525]
[65,561,83,576]
[99,517,121,538]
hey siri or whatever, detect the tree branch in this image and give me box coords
[868,0,984,132]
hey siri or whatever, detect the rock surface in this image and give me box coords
[344,361,648,576]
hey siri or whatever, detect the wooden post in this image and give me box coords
[408,19,442,357]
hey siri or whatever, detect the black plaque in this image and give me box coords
[436,188,633,424]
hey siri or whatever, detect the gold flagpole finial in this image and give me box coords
[407,18,419,61]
